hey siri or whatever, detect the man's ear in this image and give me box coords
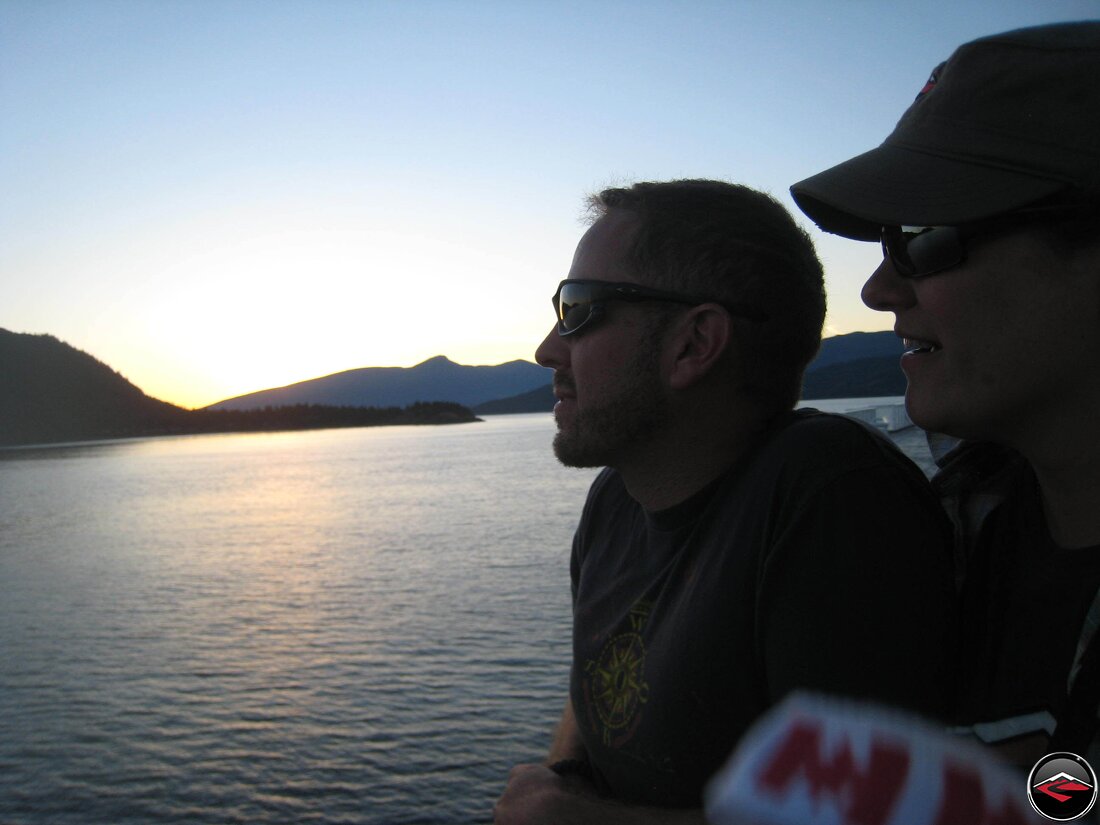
[666,304,732,391]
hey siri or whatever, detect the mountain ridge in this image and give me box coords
[206,355,552,411]
[1,327,909,445]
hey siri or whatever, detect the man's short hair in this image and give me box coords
[589,179,825,415]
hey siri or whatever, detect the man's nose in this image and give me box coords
[535,326,568,370]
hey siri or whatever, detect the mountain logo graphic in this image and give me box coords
[1037,774,1092,803]
[1028,752,1098,821]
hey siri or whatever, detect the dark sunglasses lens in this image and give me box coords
[883,226,964,278]
[882,228,914,276]
[556,283,597,333]
[906,226,963,277]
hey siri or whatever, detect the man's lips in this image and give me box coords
[552,378,576,400]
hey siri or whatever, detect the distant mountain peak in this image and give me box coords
[207,354,550,411]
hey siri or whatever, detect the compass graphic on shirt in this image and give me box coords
[585,600,652,747]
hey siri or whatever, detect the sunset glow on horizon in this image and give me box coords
[4,1,1094,409]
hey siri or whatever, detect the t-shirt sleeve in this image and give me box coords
[756,460,957,719]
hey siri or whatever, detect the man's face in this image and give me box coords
[534,211,673,468]
[861,223,1100,444]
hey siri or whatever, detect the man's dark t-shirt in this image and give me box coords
[569,409,957,806]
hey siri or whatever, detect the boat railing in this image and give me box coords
[844,403,913,433]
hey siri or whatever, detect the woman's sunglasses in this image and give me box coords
[880,203,1095,278]
[551,279,766,337]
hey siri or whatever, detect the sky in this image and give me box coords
[3,1,1098,409]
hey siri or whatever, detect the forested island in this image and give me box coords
[0,329,478,447]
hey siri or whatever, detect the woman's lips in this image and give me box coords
[902,337,940,354]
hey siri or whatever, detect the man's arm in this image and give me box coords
[494,764,705,825]
[546,697,586,762]
[496,698,705,824]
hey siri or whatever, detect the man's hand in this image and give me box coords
[493,763,706,825]
[496,698,705,823]
[493,763,597,825]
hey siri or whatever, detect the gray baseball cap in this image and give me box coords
[790,22,1100,241]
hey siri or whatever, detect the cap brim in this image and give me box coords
[790,142,1067,241]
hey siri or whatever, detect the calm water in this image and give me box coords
[0,402,923,824]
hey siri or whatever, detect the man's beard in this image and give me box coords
[552,343,671,469]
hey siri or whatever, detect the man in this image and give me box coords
[790,22,1100,767]
[495,180,957,822]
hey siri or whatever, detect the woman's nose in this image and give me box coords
[861,257,917,313]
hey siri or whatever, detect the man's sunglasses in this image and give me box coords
[551,279,766,337]
[880,203,1095,278]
